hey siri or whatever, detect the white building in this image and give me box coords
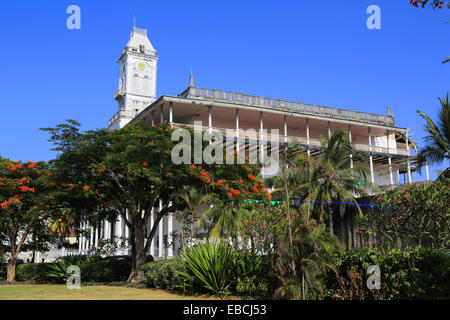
[78,25,426,259]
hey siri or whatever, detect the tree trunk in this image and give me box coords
[6,255,18,282]
[329,206,334,235]
[127,222,147,283]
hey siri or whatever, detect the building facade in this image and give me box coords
[77,26,427,259]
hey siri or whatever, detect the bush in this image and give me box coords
[16,263,56,283]
[140,259,193,294]
[82,257,131,283]
[47,255,131,284]
[181,240,237,297]
[325,246,450,300]
[0,264,6,281]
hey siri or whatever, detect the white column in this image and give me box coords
[105,220,110,240]
[284,115,288,143]
[349,125,354,169]
[89,222,93,249]
[306,118,310,156]
[78,222,82,253]
[150,207,155,257]
[151,111,155,126]
[117,215,123,249]
[208,105,212,134]
[125,210,129,247]
[425,162,430,181]
[235,109,240,153]
[159,199,164,257]
[81,222,85,252]
[95,225,99,248]
[168,202,173,257]
[368,127,375,183]
[328,121,331,139]
[406,130,412,183]
[259,112,264,174]
[169,103,173,124]
[387,130,394,185]
[160,105,164,123]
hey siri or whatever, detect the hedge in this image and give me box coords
[140,259,195,294]
[325,246,450,300]
[0,257,132,284]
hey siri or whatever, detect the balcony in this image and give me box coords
[170,123,410,157]
[179,87,395,127]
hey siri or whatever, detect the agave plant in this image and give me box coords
[180,239,237,298]
[47,255,92,282]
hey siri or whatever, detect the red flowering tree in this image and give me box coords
[0,157,63,282]
[359,179,450,248]
[42,120,271,282]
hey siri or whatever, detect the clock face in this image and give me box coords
[137,62,146,71]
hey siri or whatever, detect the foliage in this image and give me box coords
[180,240,237,298]
[42,120,269,282]
[410,0,450,9]
[359,179,450,248]
[326,246,450,300]
[16,263,55,283]
[140,259,194,294]
[0,157,64,281]
[47,255,131,283]
[178,187,213,249]
[416,93,450,168]
[274,211,342,300]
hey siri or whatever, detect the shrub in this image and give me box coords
[140,259,193,293]
[16,263,55,283]
[47,255,131,284]
[0,263,6,281]
[181,240,237,298]
[326,246,450,300]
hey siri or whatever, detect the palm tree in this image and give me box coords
[309,129,377,234]
[200,201,246,240]
[179,187,213,249]
[416,93,450,169]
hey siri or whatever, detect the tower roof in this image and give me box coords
[126,26,156,54]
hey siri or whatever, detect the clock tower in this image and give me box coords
[108,26,158,129]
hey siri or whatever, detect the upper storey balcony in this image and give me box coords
[179,86,395,127]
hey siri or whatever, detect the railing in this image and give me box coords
[171,123,410,156]
[179,87,395,126]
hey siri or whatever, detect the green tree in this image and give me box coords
[42,120,268,282]
[359,178,450,248]
[0,158,61,281]
[416,93,450,169]
[309,129,376,234]
[179,187,213,249]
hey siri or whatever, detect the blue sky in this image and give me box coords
[0,0,448,180]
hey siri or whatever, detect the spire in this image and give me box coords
[133,13,136,29]
[189,69,194,87]
[387,106,391,116]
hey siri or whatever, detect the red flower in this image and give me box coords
[143,162,148,167]
[83,185,89,192]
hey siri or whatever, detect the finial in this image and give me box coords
[387,106,391,116]
[133,13,136,28]
[189,69,194,87]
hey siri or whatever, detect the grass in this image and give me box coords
[0,284,212,300]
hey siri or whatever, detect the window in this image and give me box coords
[139,45,145,53]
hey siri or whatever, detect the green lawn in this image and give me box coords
[0,285,211,300]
